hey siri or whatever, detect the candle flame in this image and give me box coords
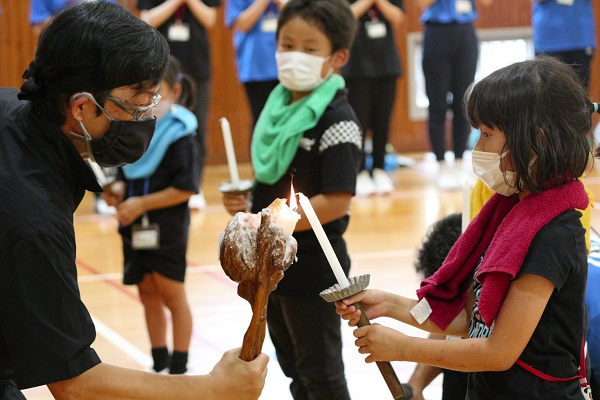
[289,183,297,211]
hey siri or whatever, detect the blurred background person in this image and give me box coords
[418,0,492,190]
[138,0,220,211]
[531,0,596,91]
[225,0,284,138]
[343,0,404,197]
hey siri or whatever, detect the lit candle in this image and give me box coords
[220,117,240,187]
[297,193,350,289]
[273,184,301,237]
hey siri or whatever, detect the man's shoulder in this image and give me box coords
[0,88,20,107]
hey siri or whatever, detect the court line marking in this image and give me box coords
[91,315,152,367]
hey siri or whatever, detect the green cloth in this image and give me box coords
[251,74,345,185]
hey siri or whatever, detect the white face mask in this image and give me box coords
[471,150,519,196]
[275,51,332,92]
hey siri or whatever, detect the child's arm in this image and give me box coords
[222,192,251,216]
[348,273,554,372]
[117,187,195,227]
[337,289,471,337]
[294,192,352,232]
[185,0,218,29]
[374,0,405,27]
[349,0,376,18]
[231,0,272,33]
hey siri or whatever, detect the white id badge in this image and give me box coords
[556,0,574,5]
[132,216,160,250]
[261,15,277,33]
[456,0,472,14]
[365,21,387,39]
[168,22,190,42]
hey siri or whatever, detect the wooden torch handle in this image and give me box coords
[355,303,406,399]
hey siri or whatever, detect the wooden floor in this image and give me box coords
[21,152,600,400]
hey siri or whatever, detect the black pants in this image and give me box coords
[422,23,478,162]
[267,294,351,400]
[346,77,397,171]
[536,48,594,91]
[243,79,279,129]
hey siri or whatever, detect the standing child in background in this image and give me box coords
[222,0,361,397]
[337,57,593,399]
[225,0,284,132]
[137,0,221,211]
[343,0,404,197]
[104,55,200,375]
[418,0,493,190]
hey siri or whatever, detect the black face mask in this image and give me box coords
[78,118,156,167]
[70,92,156,167]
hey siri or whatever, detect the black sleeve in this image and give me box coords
[163,135,200,193]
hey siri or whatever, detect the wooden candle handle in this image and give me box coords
[355,303,406,399]
[239,282,269,362]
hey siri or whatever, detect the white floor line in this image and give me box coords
[91,315,151,367]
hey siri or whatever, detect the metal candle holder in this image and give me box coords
[320,274,406,400]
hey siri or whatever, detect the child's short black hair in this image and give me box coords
[415,213,462,279]
[277,0,357,52]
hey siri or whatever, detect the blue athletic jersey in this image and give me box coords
[532,0,596,53]
[420,0,477,24]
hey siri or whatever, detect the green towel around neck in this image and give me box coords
[251,74,345,185]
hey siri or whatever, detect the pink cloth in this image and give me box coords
[416,179,589,329]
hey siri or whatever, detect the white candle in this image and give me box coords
[275,202,300,237]
[298,193,350,289]
[220,117,240,186]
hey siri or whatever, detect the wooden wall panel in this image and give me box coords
[1,0,599,164]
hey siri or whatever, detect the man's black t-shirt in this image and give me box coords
[0,88,101,389]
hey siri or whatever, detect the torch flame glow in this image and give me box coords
[289,183,297,211]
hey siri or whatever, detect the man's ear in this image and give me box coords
[331,48,350,70]
[68,93,90,122]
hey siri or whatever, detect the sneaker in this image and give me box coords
[355,170,376,197]
[188,192,207,211]
[372,168,394,194]
[94,197,116,216]
[437,161,462,190]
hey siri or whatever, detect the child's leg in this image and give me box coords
[152,273,192,374]
[137,273,168,372]
[272,295,350,400]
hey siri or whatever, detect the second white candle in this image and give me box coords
[297,193,350,289]
[220,117,240,186]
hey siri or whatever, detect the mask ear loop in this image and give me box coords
[593,102,599,113]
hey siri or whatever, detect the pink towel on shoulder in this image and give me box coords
[416,179,589,330]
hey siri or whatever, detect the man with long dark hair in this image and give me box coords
[0,3,267,399]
